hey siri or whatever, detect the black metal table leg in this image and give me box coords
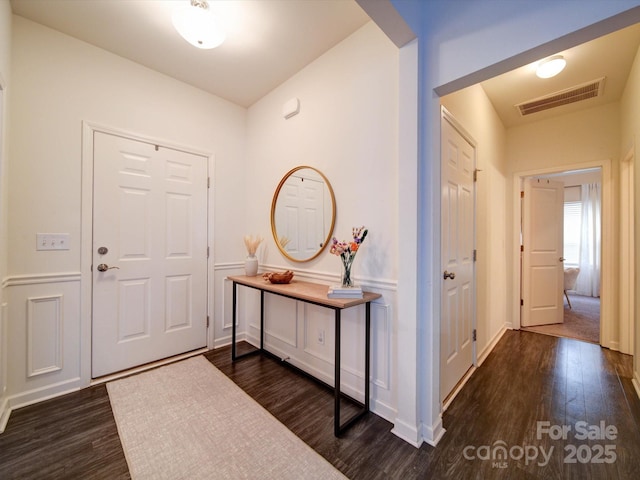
[365,301,371,411]
[260,290,265,350]
[232,281,238,360]
[231,281,262,361]
[334,308,341,436]
[334,303,371,436]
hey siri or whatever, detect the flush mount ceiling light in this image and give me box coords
[536,55,566,79]
[172,0,225,49]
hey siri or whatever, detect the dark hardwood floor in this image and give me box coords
[1,330,639,479]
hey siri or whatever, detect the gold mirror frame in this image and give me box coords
[270,166,336,262]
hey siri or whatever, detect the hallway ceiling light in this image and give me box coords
[536,55,566,78]
[172,0,225,49]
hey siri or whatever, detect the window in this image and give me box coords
[564,201,581,266]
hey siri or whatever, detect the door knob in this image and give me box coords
[559,257,565,262]
[97,263,120,272]
[443,270,456,280]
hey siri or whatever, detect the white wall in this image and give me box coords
[5,16,247,411]
[507,102,621,348]
[0,0,12,431]
[391,0,640,447]
[620,42,640,395]
[440,85,509,363]
[507,103,621,173]
[236,21,399,420]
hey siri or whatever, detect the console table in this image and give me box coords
[227,274,381,436]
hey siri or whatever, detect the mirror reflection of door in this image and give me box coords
[276,173,325,259]
[271,166,335,262]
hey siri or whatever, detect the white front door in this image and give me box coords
[440,112,475,402]
[521,177,564,327]
[92,132,208,378]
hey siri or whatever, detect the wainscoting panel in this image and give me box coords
[4,274,83,411]
[262,294,298,348]
[214,265,398,422]
[371,302,391,390]
[1,303,6,396]
[302,303,334,363]
[27,294,63,377]
[0,303,7,432]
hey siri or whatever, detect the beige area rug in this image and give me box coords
[523,294,600,344]
[107,356,347,480]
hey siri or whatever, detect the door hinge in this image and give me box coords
[472,329,477,341]
[520,245,524,252]
[473,249,477,262]
[207,177,210,188]
[473,169,482,182]
[207,246,210,258]
[520,299,524,306]
[521,191,524,198]
[206,316,210,328]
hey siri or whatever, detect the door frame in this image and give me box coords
[80,121,214,384]
[510,159,612,348]
[620,146,635,355]
[440,107,477,408]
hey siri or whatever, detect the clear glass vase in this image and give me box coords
[341,254,355,287]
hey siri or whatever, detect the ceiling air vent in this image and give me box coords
[515,77,606,116]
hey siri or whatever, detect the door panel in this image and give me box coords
[440,114,475,402]
[92,132,208,377]
[522,178,564,327]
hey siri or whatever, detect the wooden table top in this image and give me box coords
[227,275,381,309]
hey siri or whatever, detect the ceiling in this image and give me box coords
[9,1,640,125]
[481,21,640,128]
[9,0,371,108]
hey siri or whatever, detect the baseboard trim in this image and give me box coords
[391,418,423,448]
[0,396,9,433]
[633,371,640,400]
[422,415,446,447]
[2,377,85,433]
[477,324,509,367]
[442,365,476,412]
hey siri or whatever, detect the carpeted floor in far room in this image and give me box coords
[523,293,600,344]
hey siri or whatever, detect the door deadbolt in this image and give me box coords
[443,270,456,280]
[98,246,108,255]
[97,263,119,272]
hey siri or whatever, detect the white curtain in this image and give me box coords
[575,182,601,297]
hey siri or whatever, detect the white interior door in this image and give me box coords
[92,132,208,377]
[522,177,564,327]
[440,113,475,402]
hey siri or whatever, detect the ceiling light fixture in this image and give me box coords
[172,0,225,50]
[536,55,566,79]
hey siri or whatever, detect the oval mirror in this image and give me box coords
[271,166,336,262]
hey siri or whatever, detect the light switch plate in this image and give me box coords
[36,233,70,251]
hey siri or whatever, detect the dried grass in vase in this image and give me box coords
[244,235,263,257]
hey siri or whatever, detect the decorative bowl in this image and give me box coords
[263,270,294,284]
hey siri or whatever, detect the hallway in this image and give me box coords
[523,293,601,344]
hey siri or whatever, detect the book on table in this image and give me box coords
[327,285,363,299]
